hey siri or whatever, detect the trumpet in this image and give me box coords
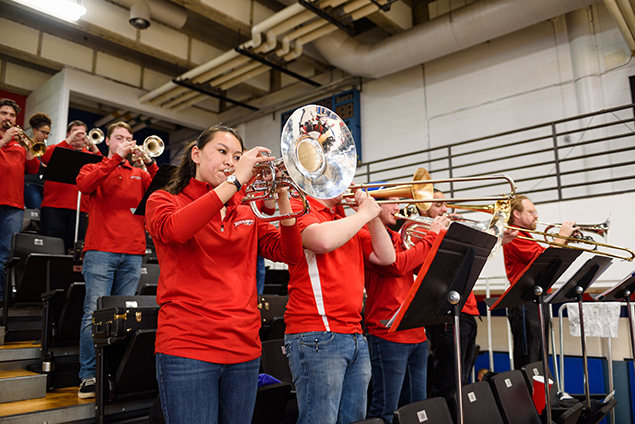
[539,218,610,243]
[85,128,104,147]
[242,105,357,222]
[1,122,46,157]
[131,135,164,169]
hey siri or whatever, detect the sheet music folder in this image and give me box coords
[545,255,612,304]
[134,164,176,216]
[387,222,497,332]
[595,270,635,301]
[486,247,582,311]
[44,147,103,185]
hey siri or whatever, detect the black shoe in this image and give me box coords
[78,377,96,399]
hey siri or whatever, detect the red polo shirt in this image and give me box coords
[41,140,102,212]
[285,196,374,335]
[503,229,545,284]
[77,154,158,254]
[146,178,303,364]
[364,228,438,343]
[0,136,40,208]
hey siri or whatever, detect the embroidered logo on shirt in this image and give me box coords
[130,175,141,180]
[234,219,254,227]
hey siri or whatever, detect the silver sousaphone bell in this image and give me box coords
[243,105,358,221]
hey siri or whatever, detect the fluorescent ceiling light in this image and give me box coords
[12,0,87,23]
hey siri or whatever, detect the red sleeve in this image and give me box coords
[146,161,159,181]
[25,157,40,174]
[146,189,225,244]
[366,231,438,278]
[257,221,303,265]
[76,154,122,194]
[292,198,322,233]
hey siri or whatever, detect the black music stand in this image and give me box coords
[44,148,102,258]
[387,223,497,424]
[595,270,635,376]
[487,247,582,424]
[134,164,175,216]
[545,255,612,409]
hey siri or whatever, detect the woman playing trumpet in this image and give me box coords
[145,124,303,424]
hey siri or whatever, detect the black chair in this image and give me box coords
[456,381,505,424]
[136,263,160,294]
[261,338,294,389]
[258,295,288,341]
[2,233,66,336]
[489,370,542,424]
[520,361,613,424]
[251,382,292,424]
[39,257,85,389]
[393,397,454,424]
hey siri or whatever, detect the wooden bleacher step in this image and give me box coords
[0,387,94,424]
[0,369,46,403]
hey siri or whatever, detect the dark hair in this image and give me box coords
[29,112,51,130]
[107,121,133,138]
[509,194,530,224]
[66,120,88,134]
[165,124,244,195]
[0,98,21,114]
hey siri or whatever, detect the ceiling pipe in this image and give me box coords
[244,3,306,49]
[312,0,599,79]
[607,0,635,53]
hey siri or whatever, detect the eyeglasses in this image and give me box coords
[37,129,50,136]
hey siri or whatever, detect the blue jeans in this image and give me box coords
[0,206,24,302]
[256,256,265,295]
[23,184,43,210]
[156,353,259,424]
[367,335,428,423]
[79,250,141,380]
[284,332,371,424]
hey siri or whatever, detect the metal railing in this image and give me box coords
[356,104,635,204]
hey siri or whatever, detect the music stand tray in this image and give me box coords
[44,148,103,185]
[546,255,612,304]
[487,247,582,311]
[387,222,497,331]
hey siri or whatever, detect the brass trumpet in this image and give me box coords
[1,122,46,157]
[131,135,164,170]
[85,128,104,147]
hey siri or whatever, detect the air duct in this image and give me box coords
[312,0,599,79]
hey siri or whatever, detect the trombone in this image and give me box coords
[340,169,517,212]
[396,200,510,259]
[506,222,634,261]
[449,203,634,261]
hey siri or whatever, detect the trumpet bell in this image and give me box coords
[143,135,164,157]
[88,128,104,145]
[281,105,357,199]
